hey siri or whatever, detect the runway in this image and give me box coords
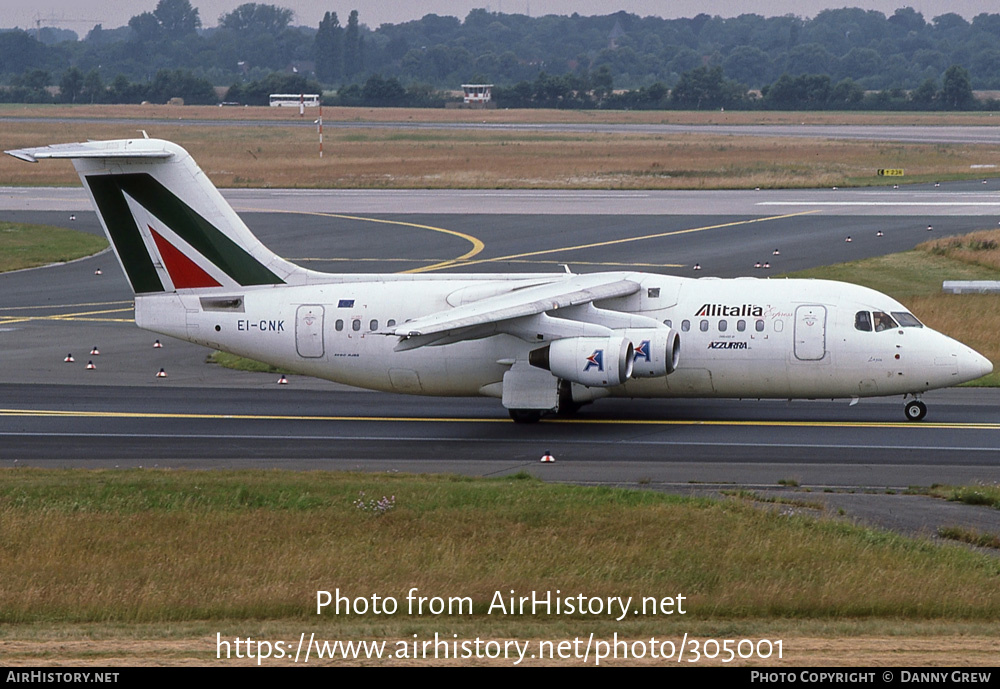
[2,382,998,469]
[1,183,999,540]
[4,117,1000,144]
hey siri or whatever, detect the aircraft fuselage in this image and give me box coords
[136,272,987,402]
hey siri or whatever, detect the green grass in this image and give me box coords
[206,350,290,374]
[2,468,999,626]
[782,249,1000,298]
[0,222,107,272]
[909,482,1000,509]
[938,526,1000,550]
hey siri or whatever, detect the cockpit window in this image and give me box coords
[891,311,923,328]
[872,311,898,332]
[855,311,872,332]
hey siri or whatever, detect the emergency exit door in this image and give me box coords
[296,304,325,358]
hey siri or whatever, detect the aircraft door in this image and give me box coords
[296,304,325,358]
[794,305,827,361]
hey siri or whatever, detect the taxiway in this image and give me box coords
[1,184,999,540]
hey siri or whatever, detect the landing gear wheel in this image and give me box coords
[509,409,543,424]
[556,380,588,417]
[556,401,582,417]
[904,400,927,421]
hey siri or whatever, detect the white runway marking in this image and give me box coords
[759,201,1000,207]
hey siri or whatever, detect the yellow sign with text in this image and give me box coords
[877,169,904,176]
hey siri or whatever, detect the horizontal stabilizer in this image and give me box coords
[6,139,174,163]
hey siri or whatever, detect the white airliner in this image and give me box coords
[7,138,992,422]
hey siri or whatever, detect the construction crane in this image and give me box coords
[33,13,104,41]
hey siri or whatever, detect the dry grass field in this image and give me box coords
[1,469,999,666]
[2,106,999,190]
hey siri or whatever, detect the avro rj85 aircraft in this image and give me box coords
[8,138,992,422]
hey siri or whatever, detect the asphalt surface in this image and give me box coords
[1,184,999,545]
[5,118,1000,144]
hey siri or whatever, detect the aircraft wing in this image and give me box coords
[394,274,640,345]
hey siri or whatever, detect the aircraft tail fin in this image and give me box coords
[6,138,314,294]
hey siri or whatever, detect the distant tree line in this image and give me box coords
[1,61,986,113]
[490,63,986,111]
[0,67,218,105]
[1,0,999,110]
[223,72,445,107]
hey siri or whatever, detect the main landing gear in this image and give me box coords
[508,382,590,423]
[508,409,543,424]
[904,398,927,421]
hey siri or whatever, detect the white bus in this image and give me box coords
[269,93,320,107]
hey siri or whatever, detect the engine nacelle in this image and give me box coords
[530,335,634,387]
[625,328,680,378]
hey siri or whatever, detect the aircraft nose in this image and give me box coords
[957,348,993,383]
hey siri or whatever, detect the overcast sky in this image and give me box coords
[7,1,998,34]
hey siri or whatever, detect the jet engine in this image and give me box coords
[529,335,634,387]
[625,328,680,378]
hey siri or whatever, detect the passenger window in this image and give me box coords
[700,320,709,332]
[755,320,764,332]
[370,319,378,331]
[352,319,361,331]
[855,311,872,332]
[681,320,690,332]
[335,319,344,332]
[663,319,672,328]
[774,320,784,333]
[737,319,746,332]
[387,319,396,328]
[873,311,898,332]
[718,320,727,332]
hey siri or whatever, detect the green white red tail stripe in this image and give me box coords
[148,227,223,289]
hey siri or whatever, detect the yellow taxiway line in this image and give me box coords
[0,407,996,430]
